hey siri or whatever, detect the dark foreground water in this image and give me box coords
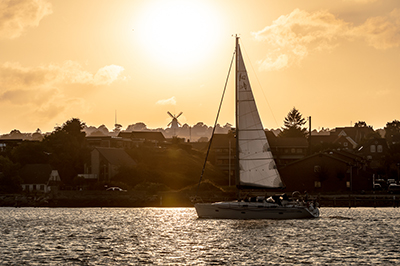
[0,207,399,265]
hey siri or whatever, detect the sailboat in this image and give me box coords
[194,37,319,219]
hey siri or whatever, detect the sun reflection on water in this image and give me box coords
[0,207,399,265]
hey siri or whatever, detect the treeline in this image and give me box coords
[2,107,400,193]
[0,118,227,193]
[1,119,88,193]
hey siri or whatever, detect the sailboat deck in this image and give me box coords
[212,200,307,209]
[195,200,319,219]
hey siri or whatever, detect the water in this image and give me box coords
[0,207,399,265]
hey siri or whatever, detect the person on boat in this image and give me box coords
[281,193,289,201]
[304,191,309,202]
[266,196,275,203]
[271,195,282,206]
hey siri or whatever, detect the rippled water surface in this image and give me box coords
[1,207,399,265]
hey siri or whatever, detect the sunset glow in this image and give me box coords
[136,0,222,68]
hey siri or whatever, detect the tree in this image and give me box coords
[11,141,49,165]
[279,107,307,138]
[113,123,122,133]
[43,118,89,185]
[354,121,371,128]
[0,156,21,193]
[385,120,400,145]
[126,122,148,131]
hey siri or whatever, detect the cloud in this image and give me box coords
[352,8,400,49]
[0,61,125,120]
[156,96,177,105]
[0,61,125,92]
[0,0,52,39]
[253,9,350,71]
[34,96,92,122]
[253,8,400,71]
[0,88,57,105]
[93,65,126,85]
[0,62,50,88]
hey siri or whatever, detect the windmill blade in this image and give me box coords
[167,111,174,118]
[167,121,172,127]
[176,112,183,118]
[177,121,182,126]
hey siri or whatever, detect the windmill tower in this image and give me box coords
[167,111,182,129]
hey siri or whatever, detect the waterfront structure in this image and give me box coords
[19,164,61,193]
[84,147,137,183]
[279,151,372,193]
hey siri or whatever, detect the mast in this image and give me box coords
[235,35,240,188]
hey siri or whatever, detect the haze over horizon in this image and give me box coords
[1,0,399,134]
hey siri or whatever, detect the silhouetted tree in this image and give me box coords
[0,156,21,193]
[126,122,148,131]
[383,120,400,179]
[385,120,400,145]
[43,118,89,185]
[114,123,122,133]
[352,121,382,150]
[11,141,49,165]
[6,129,23,139]
[96,125,110,135]
[354,121,372,128]
[279,107,307,138]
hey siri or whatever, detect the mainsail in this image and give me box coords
[235,38,284,189]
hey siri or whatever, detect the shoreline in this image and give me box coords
[1,191,400,208]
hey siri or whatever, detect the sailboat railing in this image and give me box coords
[193,50,236,202]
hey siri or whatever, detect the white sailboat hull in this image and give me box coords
[195,201,319,220]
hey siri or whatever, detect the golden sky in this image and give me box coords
[1,0,400,133]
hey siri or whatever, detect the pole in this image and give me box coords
[308,116,312,155]
[350,165,353,192]
[229,140,231,187]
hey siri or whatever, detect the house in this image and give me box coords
[266,133,309,166]
[356,137,389,169]
[208,133,236,182]
[331,127,375,149]
[86,135,131,149]
[0,139,23,153]
[310,126,376,151]
[279,151,372,193]
[118,131,166,146]
[19,164,61,193]
[84,147,137,183]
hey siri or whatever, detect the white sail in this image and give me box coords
[236,42,283,188]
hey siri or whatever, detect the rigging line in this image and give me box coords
[240,39,279,128]
[194,49,236,200]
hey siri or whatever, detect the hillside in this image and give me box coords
[116,144,228,192]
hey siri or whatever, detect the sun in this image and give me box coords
[136,0,221,69]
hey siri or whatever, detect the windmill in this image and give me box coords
[167,111,182,129]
